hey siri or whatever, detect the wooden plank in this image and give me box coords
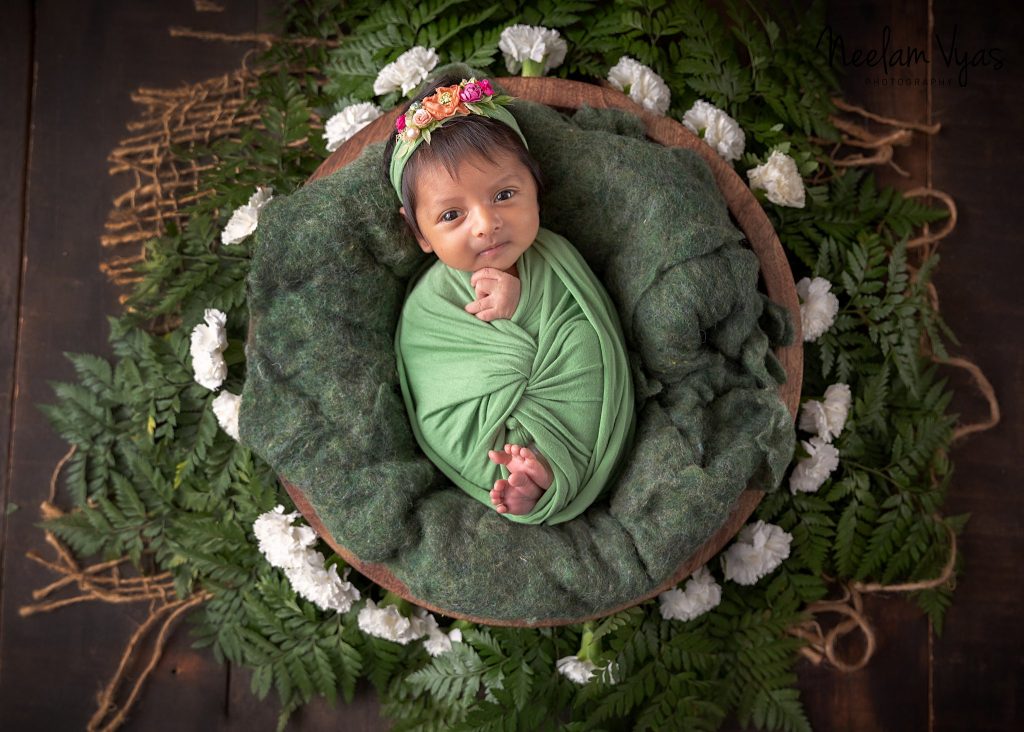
[227,670,389,731]
[0,1,31,545]
[0,1,270,730]
[793,595,929,730]
[789,2,934,731]
[824,0,932,193]
[928,2,1024,730]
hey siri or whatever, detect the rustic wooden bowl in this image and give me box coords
[281,77,803,627]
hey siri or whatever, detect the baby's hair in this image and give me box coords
[382,73,544,242]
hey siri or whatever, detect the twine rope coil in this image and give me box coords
[789,519,958,672]
[820,97,941,178]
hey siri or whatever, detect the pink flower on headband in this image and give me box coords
[459,81,484,103]
[395,115,406,132]
[411,108,433,128]
[478,79,494,96]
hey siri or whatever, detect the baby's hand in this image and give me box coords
[465,268,521,322]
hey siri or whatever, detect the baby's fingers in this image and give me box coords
[470,267,503,288]
[465,292,511,321]
[472,307,501,322]
[464,297,493,316]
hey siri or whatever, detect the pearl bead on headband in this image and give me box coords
[388,78,529,198]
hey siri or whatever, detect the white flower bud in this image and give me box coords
[747,150,805,208]
[682,100,745,162]
[189,308,229,390]
[721,520,792,585]
[374,46,439,96]
[498,25,568,75]
[658,565,722,621]
[789,437,840,495]
[607,56,671,114]
[323,102,384,152]
[222,186,273,245]
[796,276,839,341]
[212,390,241,440]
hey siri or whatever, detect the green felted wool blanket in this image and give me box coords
[242,85,795,623]
[395,227,635,526]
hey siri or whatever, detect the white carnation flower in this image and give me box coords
[747,150,805,208]
[799,383,851,442]
[190,308,227,352]
[323,102,383,152]
[190,308,229,390]
[607,56,671,115]
[288,560,360,613]
[798,399,829,440]
[221,186,273,245]
[822,383,852,436]
[721,520,792,585]
[658,565,722,622]
[556,656,598,684]
[358,599,428,645]
[498,25,568,76]
[253,505,318,569]
[796,276,840,342]
[247,186,273,211]
[252,507,360,613]
[789,437,840,495]
[682,99,745,162]
[421,614,462,657]
[211,391,241,440]
[191,350,227,391]
[221,206,258,246]
[373,46,439,96]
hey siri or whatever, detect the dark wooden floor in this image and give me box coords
[1,1,1020,730]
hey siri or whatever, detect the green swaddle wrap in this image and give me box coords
[395,227,635,524]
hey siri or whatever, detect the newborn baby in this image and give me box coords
[389,75,634,524]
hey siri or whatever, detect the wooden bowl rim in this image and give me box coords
[278,76,802,627]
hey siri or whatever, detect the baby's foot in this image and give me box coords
[488,444,553,515]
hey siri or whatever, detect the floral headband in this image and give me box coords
[388,77,529,198]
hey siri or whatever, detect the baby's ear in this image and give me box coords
[400,206,433,253]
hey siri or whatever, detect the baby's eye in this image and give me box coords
[440,210,460,223]
[495,189,515,202]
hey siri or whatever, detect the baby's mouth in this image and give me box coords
[478,242,506,256]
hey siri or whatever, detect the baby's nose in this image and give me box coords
[472,206,501,236]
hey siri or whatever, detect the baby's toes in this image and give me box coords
[508,470,533,488]
[491,479,509,512]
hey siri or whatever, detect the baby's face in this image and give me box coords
[404,149,540,273]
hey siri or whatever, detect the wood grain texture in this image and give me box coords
[299,75,801,627]
[0,0,32,555]
[798,3,1022,732]
[0,1,288,730]
[790,3,936,730]
[928,2,1024,730]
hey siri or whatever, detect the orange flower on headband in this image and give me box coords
[422,84,468,120]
